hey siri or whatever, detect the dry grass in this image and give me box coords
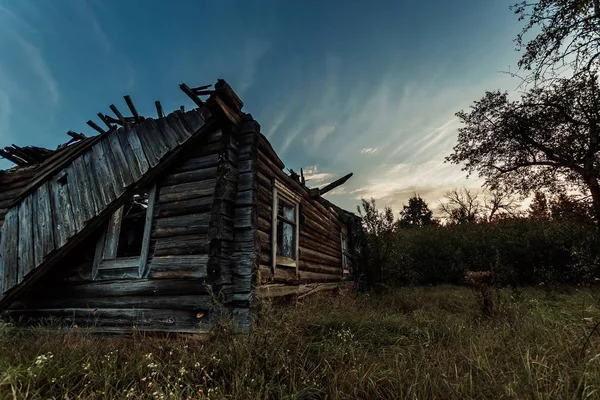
[1,285,600,399]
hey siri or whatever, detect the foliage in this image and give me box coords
[448,73,600,225]
[356,198,394,236]
[359,198,600,287]
[398,195,438,228]
[438,188,521,224]
[1,287,600,399]
[439,188,481,224]
[529,191,550,219]
[512,0,600,82]
[549,192,596,223]
[356,198,396,285]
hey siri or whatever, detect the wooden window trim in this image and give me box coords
[341,229,350,276]
[271,179,300,277]
[92,184,157,279]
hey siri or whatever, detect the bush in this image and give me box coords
[362,217,600,287]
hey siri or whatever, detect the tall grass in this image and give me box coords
[1,286,600,399]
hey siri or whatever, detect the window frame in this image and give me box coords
[271,179,301,277]
[341,229,351,277]
[92,184,157,279]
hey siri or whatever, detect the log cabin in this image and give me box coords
[0,79,363,334]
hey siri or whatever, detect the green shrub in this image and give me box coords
[362,218,600,287]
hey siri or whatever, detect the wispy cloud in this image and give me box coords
[239,38,271,94]
[124,61,136,91]
[313,124,336,147]
[0,3,37,34]
[360,147,378,155]
[303,165,334,185]
[9,30,60,108]
[0,88,12,139]
[74,0,111,54]
[351,154,483,212]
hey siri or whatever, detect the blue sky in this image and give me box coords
[0,0,523,213]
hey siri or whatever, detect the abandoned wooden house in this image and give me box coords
[0,79,363,334]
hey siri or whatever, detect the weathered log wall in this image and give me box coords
[4,127,230,334]
[1,86,359,333]
[229,116,261,330]
[252,123,347,286]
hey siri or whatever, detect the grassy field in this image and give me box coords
[1,285,600,399]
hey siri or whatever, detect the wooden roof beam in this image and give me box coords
[180,83,205,109]
[192,84,212,91]
[8,145,38,164]
[0,149,27,166]
[124,95,142,123]
[67,131,87,141]
[311,173,353,198]
[86,120,107,135]
[97,113,115,131]
[104,114,136,126]
[155,101,164,118]
[109,104,126,125]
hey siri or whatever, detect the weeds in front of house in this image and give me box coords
[1,286,600,399]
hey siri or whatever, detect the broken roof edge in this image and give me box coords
[0,79,246,210]
[0,79,240,170]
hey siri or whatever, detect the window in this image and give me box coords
[341,231,351,277]
[271,179,301,274]
[93,185,156,279]
[116,193,148,257]
[277,200,296,259]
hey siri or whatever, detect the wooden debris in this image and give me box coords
[314,173,353,197]
[97,113,114,131]
[0,79,362,337]
[67,131,87,141]
[109,104,126,125]
[124,95,141,122]
[192,84,212,91]
[86,120,107,135]
[155,101,165,118]
[179,83,205,108]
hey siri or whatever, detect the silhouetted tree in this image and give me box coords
[439,188,481,224]
[448,73,600,227]
[550,192,595,223]
[357,198,395,236]
[529,191,550,219]
[512,0,600,82]
[357,198,396,285]
[398,195,438,228]
[483,188,521,221]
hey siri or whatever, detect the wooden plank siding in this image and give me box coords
[0,109,207,303]
[252,124,347,286]
[0,82,358,335]
[229,117,261,332]
[1,107,222,334]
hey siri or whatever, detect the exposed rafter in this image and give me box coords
[310,173,353,198]
[124,95,142,122]
[155,101,164,118]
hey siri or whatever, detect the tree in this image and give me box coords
[357,198,395,236]
[447,72,600,226]
[483,188,521,221]
[550,192,595,222]
[439,188,481,224]
[398,195,438,228]
[356,198,396,285]
[513,0,600,82]
[529,191,550,219]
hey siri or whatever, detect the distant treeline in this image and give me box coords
[357,190,600,287]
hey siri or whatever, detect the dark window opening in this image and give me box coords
[116,192,148,257]
[341,233,350,273]
[276,200,296,258]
